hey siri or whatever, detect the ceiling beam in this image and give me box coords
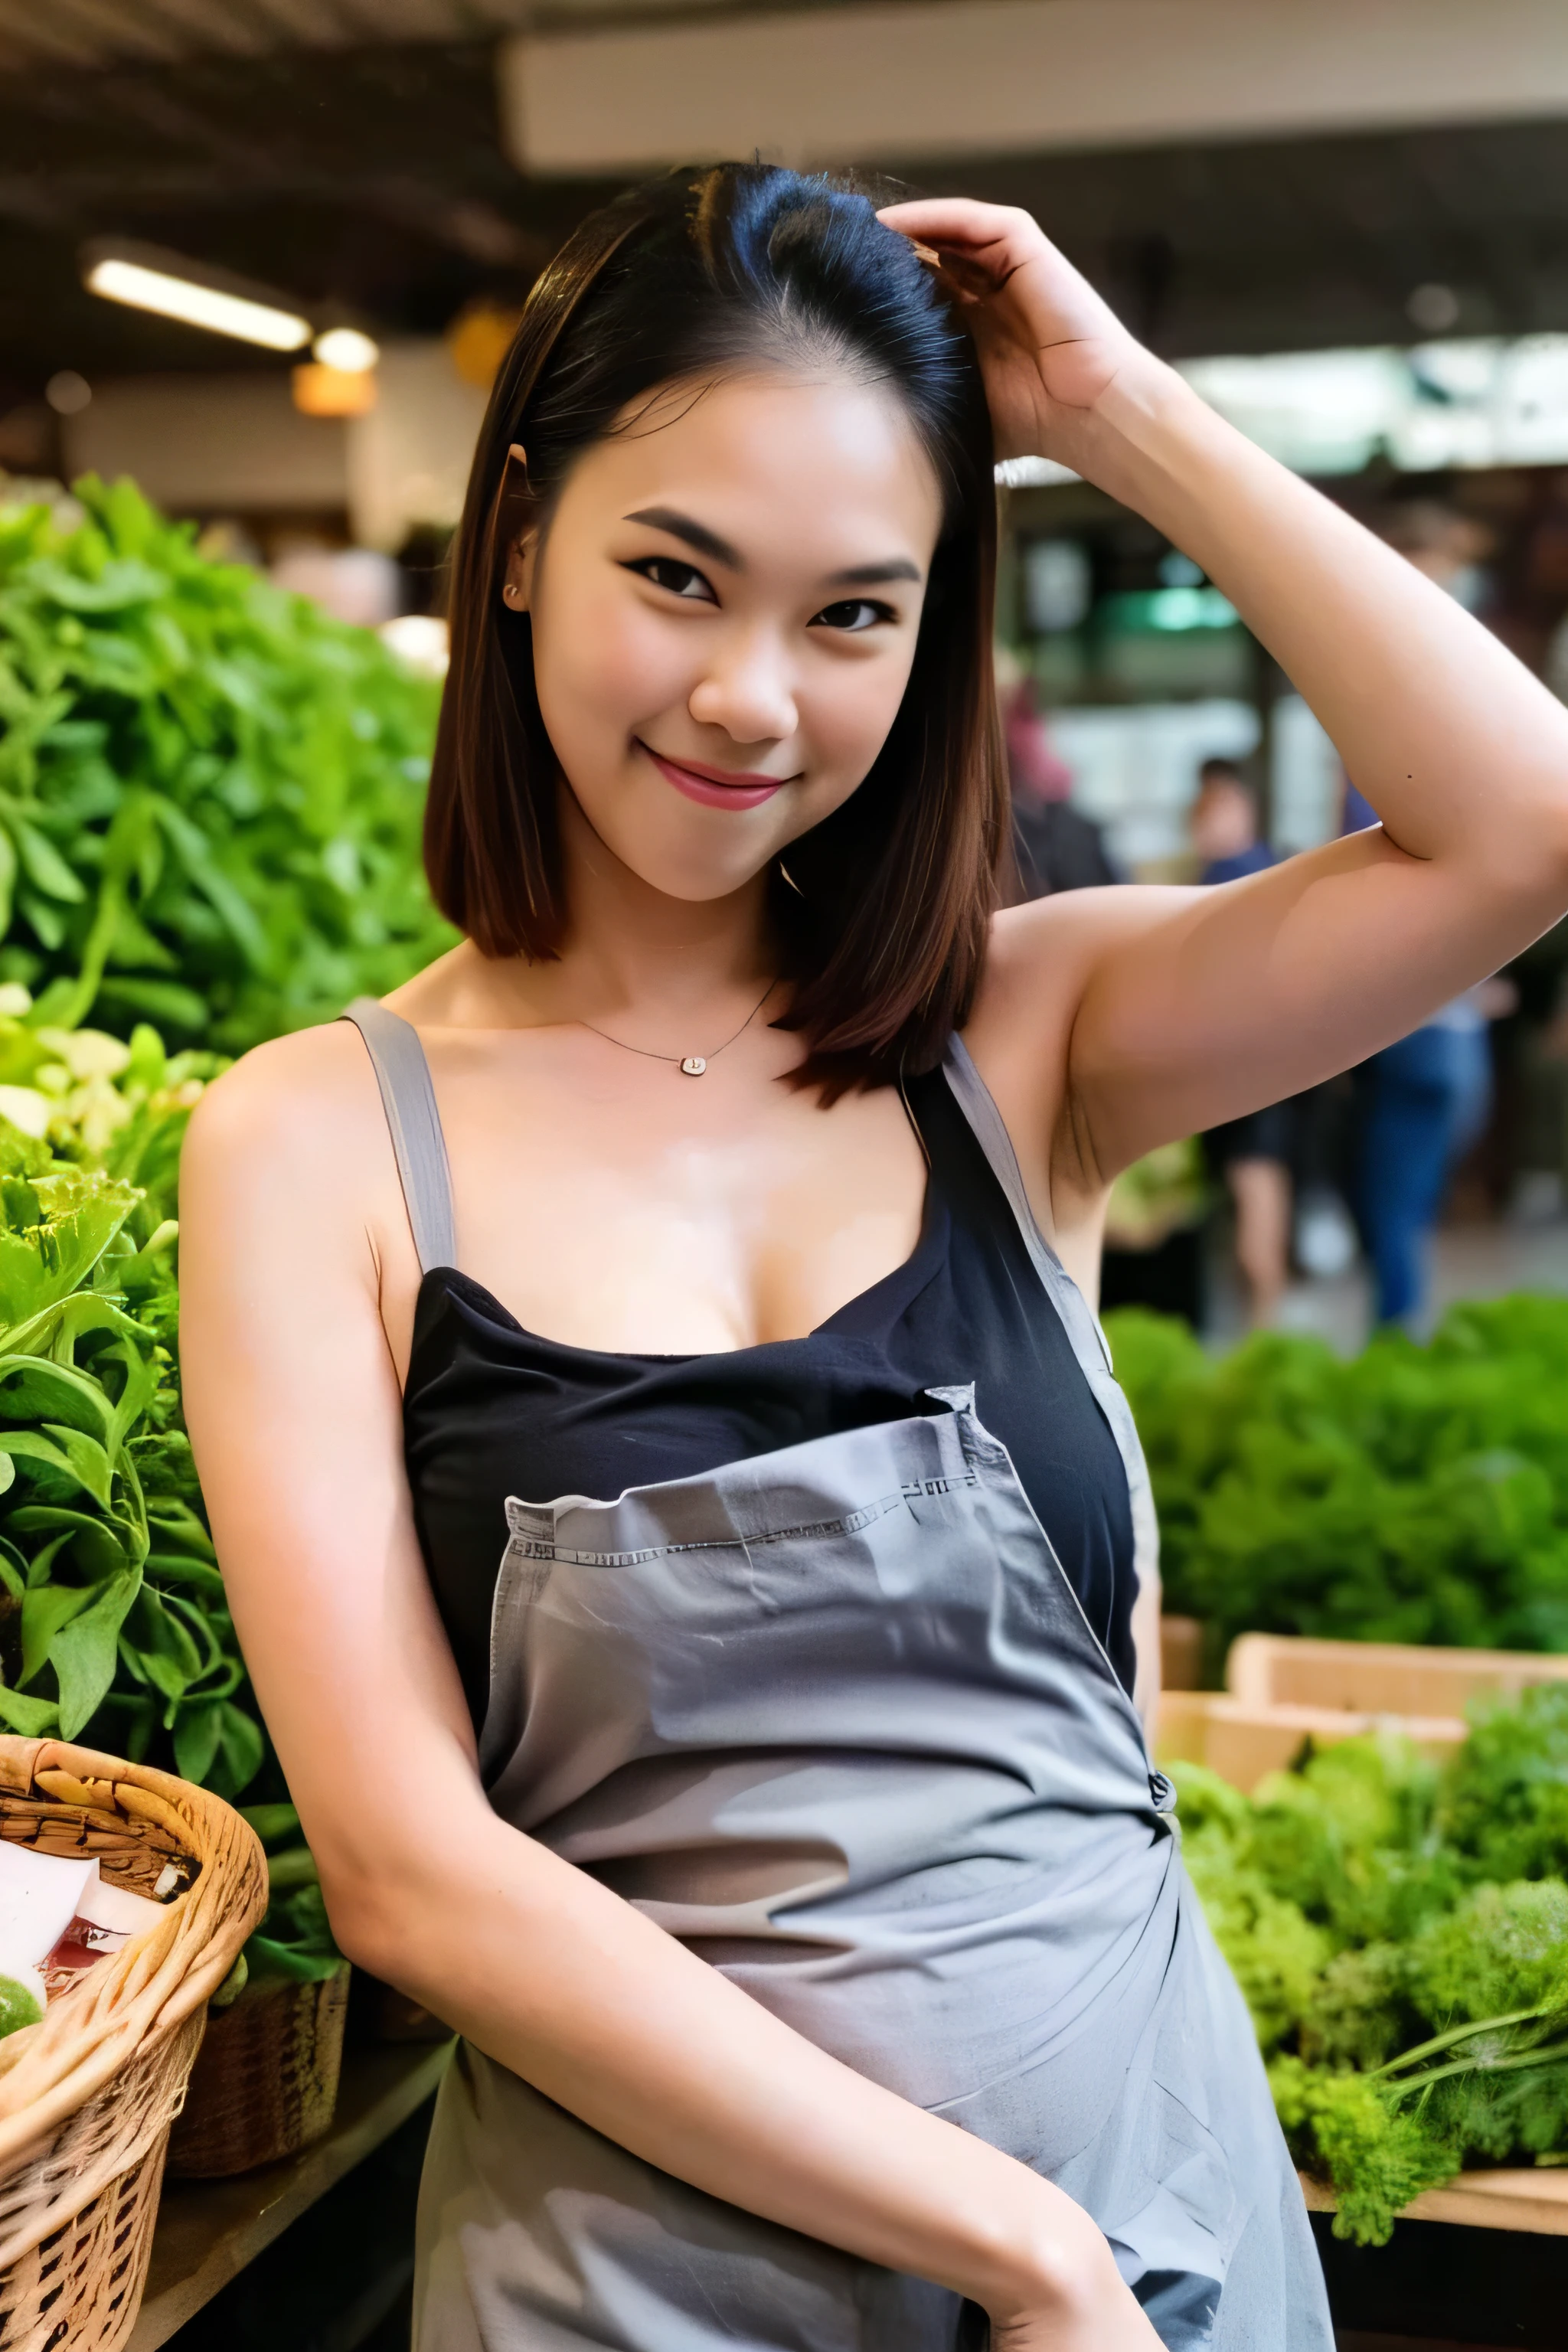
[501,0,1568,176]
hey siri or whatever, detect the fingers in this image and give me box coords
[877,198,1037,264]
[877,198,1027,239]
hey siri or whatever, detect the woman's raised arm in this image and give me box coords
[177,1025,1160,2350]
[884,199,1568,1184]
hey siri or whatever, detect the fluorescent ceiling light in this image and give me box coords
[312,328,379,374]
[85,256,311,351]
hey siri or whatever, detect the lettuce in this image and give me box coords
[0,477,452,1051]
[1178,1715,1568,2243]
[1108,1298,1568,1660]
[0,1024,263,1792]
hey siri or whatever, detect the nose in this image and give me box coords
[687,625,798,746]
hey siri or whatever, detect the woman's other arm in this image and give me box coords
[884,201,1568,1191]
[177,1024,1158,2350]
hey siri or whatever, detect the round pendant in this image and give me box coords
[680,1056,707,1076]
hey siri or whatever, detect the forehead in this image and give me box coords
[558,369,945,567]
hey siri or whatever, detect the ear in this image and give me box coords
[501,534,537,613]
[499,443,537,613]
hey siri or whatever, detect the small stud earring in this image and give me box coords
[502,584,521,607]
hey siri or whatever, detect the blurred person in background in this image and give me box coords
[1353,979,1498,1324]
[270,537,402,630]
[1191,760,1292,1322]
[1191,756,1274,886]
[1003,672,1122,897]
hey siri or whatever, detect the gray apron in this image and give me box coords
[342,1005,1331,2352]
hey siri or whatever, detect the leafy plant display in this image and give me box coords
[1178,1687,1568,2243]
[0,1011,263,1800]
[237,1804,345,1985]
[1107,1296,1568,1665]
[0,477,451,1052]
[1103,1137,1209,1251]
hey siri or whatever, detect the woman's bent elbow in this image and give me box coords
[315,1860,423,1985]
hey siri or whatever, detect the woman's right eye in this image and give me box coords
[624,557,717,604]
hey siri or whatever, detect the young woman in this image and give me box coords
[179,165,1568,2350]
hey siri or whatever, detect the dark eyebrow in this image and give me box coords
[623,508,743,570]
[823,558,924,589]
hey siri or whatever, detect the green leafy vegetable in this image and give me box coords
[1107,1297,1568,1664]
[238,1807,344,1984]
[0,1973,41,2038]
[0,1012,266,1791]
[1177,1698,1568,2244]
[0,478,451,1051]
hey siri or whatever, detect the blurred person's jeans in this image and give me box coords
[1355,1021,1492,1325]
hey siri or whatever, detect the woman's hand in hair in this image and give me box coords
[877,198,1148,463]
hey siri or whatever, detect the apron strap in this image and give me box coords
[940,1033,1161,1687]
[340,997,457,1275]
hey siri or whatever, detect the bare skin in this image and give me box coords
[178,201,1568,2347]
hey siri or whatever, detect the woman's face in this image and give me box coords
[510,369,945,903]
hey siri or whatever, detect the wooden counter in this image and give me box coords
[1300,2163,1568,2238]
[129,2040,452,2349]
[122,2028,1568,2350]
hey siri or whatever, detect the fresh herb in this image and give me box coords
[1103,1138,1209,1252]
[238,1802,345,1984]
[0,478,451,1051]
[0,1011,262,1798]
[1178,1693,1568,2243]
[1107,1297,1568,1664]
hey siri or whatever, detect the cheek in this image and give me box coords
[533,581,691,753]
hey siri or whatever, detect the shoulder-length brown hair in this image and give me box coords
[425,162,1008,1093]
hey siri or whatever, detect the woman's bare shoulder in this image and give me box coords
[976,890,1149,1027]
[181,1018,392,1210]
[965,889,1206,1201]
[976,885,1200,1023]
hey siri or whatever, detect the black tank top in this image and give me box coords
[396,1055,1138,1725]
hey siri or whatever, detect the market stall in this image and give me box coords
[2,470,1568,2347]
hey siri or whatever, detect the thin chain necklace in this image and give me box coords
[576,978,778,1077]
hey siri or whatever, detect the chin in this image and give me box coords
[573,789,779,903]
[633,851,775,904]
[587,822,771,905]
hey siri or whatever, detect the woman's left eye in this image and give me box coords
[809,599,896,634]
[624,557,717,603]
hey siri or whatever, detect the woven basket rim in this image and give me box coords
[0,1733,268,2169]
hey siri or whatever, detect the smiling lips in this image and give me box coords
[639,741,795,811]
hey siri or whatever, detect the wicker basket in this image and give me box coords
[0,1733,266,2352]
[168,1963,350,2177]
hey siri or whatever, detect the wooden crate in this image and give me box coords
[1155,1633,1568,1793]
[1299,2165,1568,2238]
[1226,1632,1568,1718]
[1155,1689,1465,1792]
[1158,1615,1204,1692]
